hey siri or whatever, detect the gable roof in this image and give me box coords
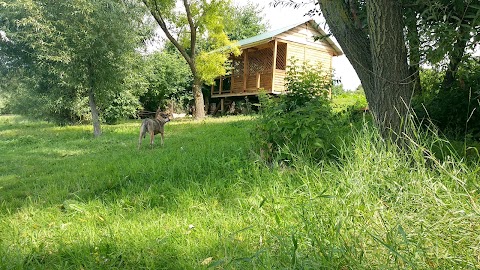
[236,19,343,56]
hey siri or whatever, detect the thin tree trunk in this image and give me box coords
[192,77,205,119]
[88,89,102,137]
[442,25,469,91]
[87,61,102,137]
[405,12,422,94]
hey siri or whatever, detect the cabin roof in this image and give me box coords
[236,19,343,56]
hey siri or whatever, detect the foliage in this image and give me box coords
[331,83,346,96]
[413,59,480,139]
[142,0,241,119]
[410,0,480,66]
[332,89,368,114]
[224,2,269,41]
[140,51,193,112]
[1,114,479,268]
[275,0,479,138]
[253,61,341,162]
[0,0,151,127]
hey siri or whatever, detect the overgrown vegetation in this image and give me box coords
[0,114,479,269]
[1,0,479,268]
[413,59,480,140]
[253,62,364,162]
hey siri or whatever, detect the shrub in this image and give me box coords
[253,61,343,162]
[413,59,480,139]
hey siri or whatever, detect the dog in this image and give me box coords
[138,111,170,149]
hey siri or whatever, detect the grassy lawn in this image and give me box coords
[0,115,479,269]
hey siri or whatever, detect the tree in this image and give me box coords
[0,0,150,135]
[274,0,479,139]
[316,0,412,138]
[141,51,193,112]
[142,0,240,120]
[224,2,269,41]
[406,0,480,92]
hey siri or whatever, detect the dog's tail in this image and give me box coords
[138,120,148,149]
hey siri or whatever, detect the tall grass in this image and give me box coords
[0,115,478,269]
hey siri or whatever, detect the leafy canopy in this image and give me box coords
[0,0,151,124]
[143,0,240,84]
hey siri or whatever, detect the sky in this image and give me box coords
[234,0,362,90]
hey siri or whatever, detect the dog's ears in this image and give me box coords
[155,107,162,118]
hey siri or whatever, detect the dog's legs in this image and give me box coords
[138,125,145,149]
[160,132,164,146]
[149,130,155,149]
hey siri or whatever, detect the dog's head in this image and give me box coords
[156,112,171,123]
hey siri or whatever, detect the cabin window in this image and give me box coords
[222,76,231,93]
[213,78,221,94]
[276,43,287,70]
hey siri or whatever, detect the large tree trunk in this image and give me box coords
[318,1,375,100]
[192,77,205,119]
[366,0,413,138]
[88,89,102,137]
[318,0,413,139]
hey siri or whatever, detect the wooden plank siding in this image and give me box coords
[276,24,334,53]
[272,69,286,93]
[284,42,333,70]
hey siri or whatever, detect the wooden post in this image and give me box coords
[231,73,235,94]
[243,49,248,92]
[271,40,278,93]
[220,98,224,113]
[219,76,223,95]
[256,73,261,89]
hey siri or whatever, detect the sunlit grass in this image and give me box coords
[0,115,479,269]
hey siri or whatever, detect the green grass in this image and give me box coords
[0,115,479,269]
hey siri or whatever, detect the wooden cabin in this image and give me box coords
[211,19,343,100]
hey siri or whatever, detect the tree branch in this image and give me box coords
[182,0,197,60]
[142,0,196,73]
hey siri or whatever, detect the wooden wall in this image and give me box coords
[285,43,333,71]
[276,23,334,72]
[276,23,335,54]
[273,70,286,93]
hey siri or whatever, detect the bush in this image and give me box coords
[413,59,480,139]
[253,61,343,162]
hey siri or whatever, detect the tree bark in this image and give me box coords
[88,89,102,137]
[317,1,375,98]
[366,0,413,138]
[192,77,205,119]
[318,0,413,139]
[87,61,102,137]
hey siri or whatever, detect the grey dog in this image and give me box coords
[138,112,170,149]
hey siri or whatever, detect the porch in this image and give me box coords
[211,40,288,98]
